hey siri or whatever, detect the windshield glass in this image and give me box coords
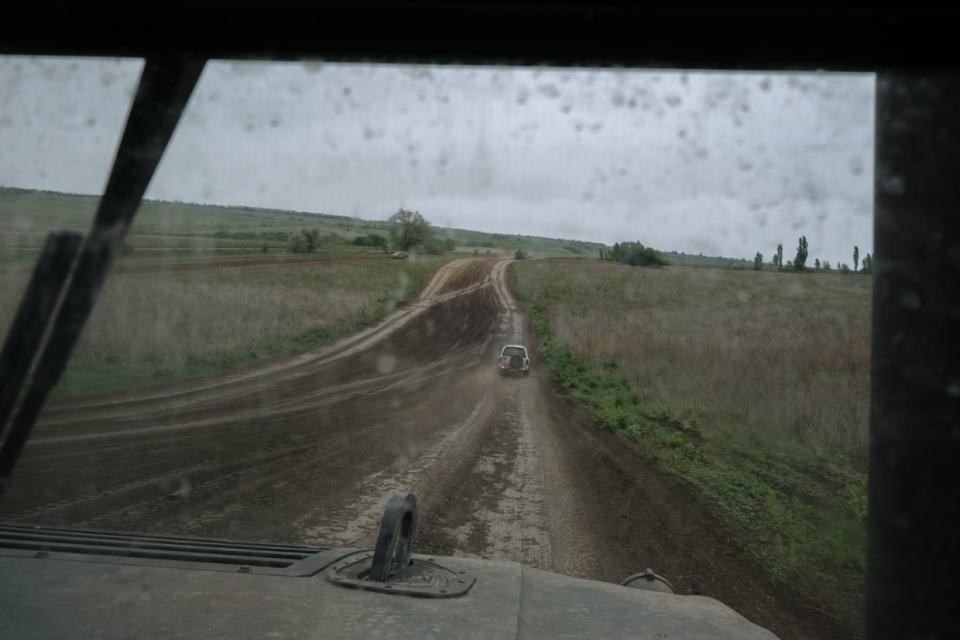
[0,56,873,640]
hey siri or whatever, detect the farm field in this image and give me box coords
[511,258,870,633]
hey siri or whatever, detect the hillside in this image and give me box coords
[0,187,604,262]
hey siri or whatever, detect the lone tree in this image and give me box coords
[302,229,321,253]
[814,258,821,269]
[773,243,784,270]
[853,245,860,272]
[794,235,809,271]
[753,252,763,270]
[388,209,432,251]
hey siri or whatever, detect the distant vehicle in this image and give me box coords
[514,249,528,260]
[392,251,409,260]
[498,344,530,375]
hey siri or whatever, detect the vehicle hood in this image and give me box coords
[0,527,777,640]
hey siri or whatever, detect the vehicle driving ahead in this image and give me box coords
[497,344,531,375]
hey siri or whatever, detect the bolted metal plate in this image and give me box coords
[327,551,476,598]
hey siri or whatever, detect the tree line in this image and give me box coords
[599,241,668,267]
[754,238,872,274]
[284,208,455,255]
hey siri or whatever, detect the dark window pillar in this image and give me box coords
[869,72,960,638]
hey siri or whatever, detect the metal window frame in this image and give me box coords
[0,3,957,637]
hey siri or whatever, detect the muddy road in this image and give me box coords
[0,258,848,639]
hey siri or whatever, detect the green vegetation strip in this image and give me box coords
[510,264,865,616]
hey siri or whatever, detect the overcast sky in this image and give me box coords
[0,56,874,264]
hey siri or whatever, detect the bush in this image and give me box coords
[420,237,446,255]
[287,234,307,253]
[351,233,388,249]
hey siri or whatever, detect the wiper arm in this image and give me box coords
[0,56,205,496]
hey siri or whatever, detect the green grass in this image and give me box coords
[510,259,868,623]
[661,250,754,269]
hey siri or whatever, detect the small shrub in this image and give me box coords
[351,233,388,249]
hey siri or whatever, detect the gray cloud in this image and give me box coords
[0,57,874,264]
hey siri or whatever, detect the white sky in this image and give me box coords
[0,56,874,264]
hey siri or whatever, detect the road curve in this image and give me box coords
[0,257,850,640]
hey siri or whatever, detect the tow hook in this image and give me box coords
[327,492,476,598]
[621,568,677,594]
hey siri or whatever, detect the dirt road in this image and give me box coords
[0,258,848,639]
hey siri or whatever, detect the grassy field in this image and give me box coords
[0,187,605,261]
[0,256,447,397]
[0,186,600,394]
[660,250,754,269]
[511,258,870,623]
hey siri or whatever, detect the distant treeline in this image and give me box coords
[599,241,668,267]
[755,238,872,274]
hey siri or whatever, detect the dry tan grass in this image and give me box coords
[79,273,370,363]
[517,260,871,464]
[0,258,444,394]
